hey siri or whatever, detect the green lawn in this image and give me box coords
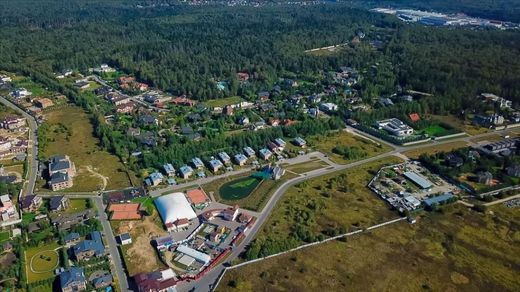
[11,76,51,97]
[25,243,61,283]
[422,125,449,136]
[132,196,156,215]
[22,213,36,225]
[204,96,243,108]
[64,199,90,214]
[0,231,9,242]
[219,204,520,292]
[283,160,329,174]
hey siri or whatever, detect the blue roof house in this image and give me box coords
[178,165,194,179]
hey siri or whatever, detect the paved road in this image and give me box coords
[177,127,518,292]
[0,96,39,198]
[93,197,130,291]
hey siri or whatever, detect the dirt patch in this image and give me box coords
[116,216,167,276]
[451,272,470,285]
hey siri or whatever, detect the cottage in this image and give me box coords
[35,98,54,109]
[64,232,81,247]
[20,195,42,212]
[60,267,87,292]
[243,146,256,157]
[91,274,113,289]
[163,163,175,177]
[293,137,306,147]
[259,148,272,160]
[477,171,493,185]
[234,153,248,166]
[178,165,194,179]
[191,157,204,169]
[208,159,223,173]
[49,196,70,212]
[445,153,464,168]
[218,152,231,165]
[72,231,105,261]
[145,172,163,187]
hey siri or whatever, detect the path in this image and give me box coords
[85,165,109,191]
[458,193,520,208]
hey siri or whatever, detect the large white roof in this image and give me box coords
[155,192,197,224]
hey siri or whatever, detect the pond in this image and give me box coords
[219,176,263,200]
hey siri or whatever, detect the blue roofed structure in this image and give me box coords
[234,153,248,166]
[208,159,223,173]
[274,138,286,148]
[178,165,193,179]
[72,231,105,261]
[259,148,272,160]
[218,152,231,164]
[145,172,163,187]
[293,137,306,147]
[423,193,455,207]
[163,164,175,177]
[60,267,86,292]
[191,157,204,169]
[403,171,433,189]
[243,146,255,157]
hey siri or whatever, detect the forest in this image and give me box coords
[1,1,520,170]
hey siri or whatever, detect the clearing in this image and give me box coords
[25,243,61,283]
[39,106,132,191]
[218,204,520,292]
[402,141,469,159]
[204,96,243,108]
[308,131,391,164]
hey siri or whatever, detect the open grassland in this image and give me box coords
[63,199,90,214]
[219,204,520,292]
[25,243,61,283]
[402,141,469,159]
[204,96,243,108]
[308,131,392,164]
[245,157,402,260]
[11,76,51,97]
[0,231,9,242]
[282,159,329,174]
[40,106,132,191]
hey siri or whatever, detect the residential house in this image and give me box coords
[274,138,286,149]
[0,194,19,223]
[375,118,414,137]
[474,114,505,128]
[208,159,223,173]
[238,116,250,125]
[154,235,175,252]
[191,157,204,170]
[60,267,87,292]
[51,209,93,231]
[48,155,76,178]
[49,172,73,191]
[243,147,255,158]
[92,274,113,289]
[178,165,193,179]
[319,102,338,112]
[163,164,176,177]
[145,172,163,187]
[259,148,272,160]
[293,137,306,147]
[49,196,70,212]
[72,231,105,261]
[257,91,270,101]
[116,102,135,114]
[234,154,248,166]
[409,113,421,123]
[20,195,42,212]
[1,117,26,130]
[64,232,81,247]
[445,154,464,168]
[477,171,493,185]
[218,152,231,165]
[140,115,159,127]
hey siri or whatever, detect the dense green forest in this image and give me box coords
[1,1,520,170]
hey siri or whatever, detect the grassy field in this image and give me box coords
[431,115,488,136]
[11,76,51,97]
[422,125,449,136]
[39,106,132,191]
[219,204,520,292]
[283,160,330,174]
[0,231,9,242]
[63,199,90,214]
[308,131,392,164]
[402,141,469,159]
[246,157,402,259]
[205,96,243,108]
[25,243,61,283]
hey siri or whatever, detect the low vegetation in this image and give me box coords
[220,204,520,292]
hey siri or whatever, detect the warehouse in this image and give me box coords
[403,171,433,189]
[176,244,211,265]
[155,193,197,226]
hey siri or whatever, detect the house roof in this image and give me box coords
[409,113,420,122]
[50,172,69,184]
[20,195,36,209]
[73,231,104,257]
[49,196,67,210]
[60,267,86,288]
[64,232,80,242]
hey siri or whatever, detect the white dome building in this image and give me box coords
[155,192,197,225]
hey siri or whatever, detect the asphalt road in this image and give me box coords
[0,96,39,198]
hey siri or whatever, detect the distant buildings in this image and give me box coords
[259,148,272,160]
[218,152,231,165]
[118,233,132,245]
[49,196,70,212]
[20,195,42,212]
[163,163,176,177]
[477,171,493,185]
[234,153,248,166]
[145,172,163,187]
[480,93,512,109]
[1,116,26,130]
[293,137,306,147]
[243,146,256,158]
[178,165,194,179]
[191,157,204,170]
[474,114,504,127]
[0,194,19,224]
[208,159,223,173]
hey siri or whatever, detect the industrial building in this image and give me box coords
[403,171,433,189]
